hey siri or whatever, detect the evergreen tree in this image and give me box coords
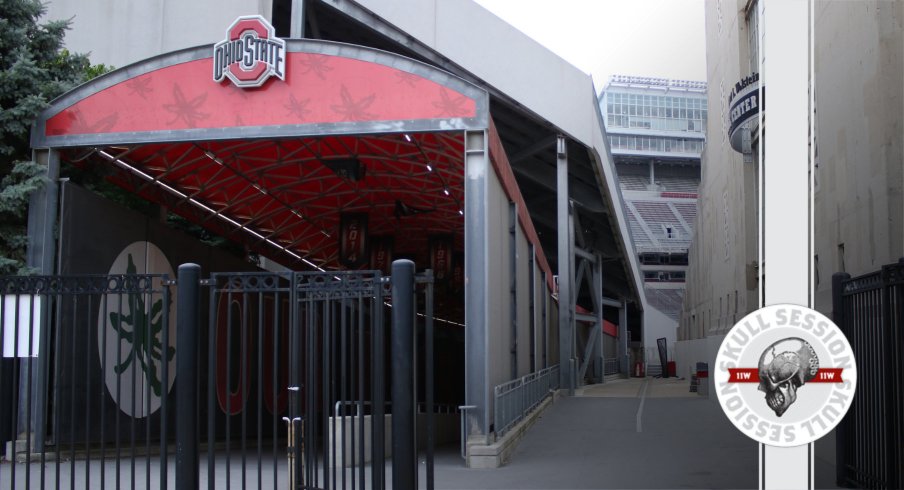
[0,0,98,274]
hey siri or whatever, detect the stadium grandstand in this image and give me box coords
[599,75,705,374]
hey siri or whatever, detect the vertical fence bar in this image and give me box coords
[176,264,201,490]
[424,271,435,490]
[160,279,171,490]
[832,271,850,487]
[391,260,415,490]
[207,276,218,490]
[373,275,385,490]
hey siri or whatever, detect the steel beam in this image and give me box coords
[578,326,601,382]
[602,297,622,308]
[23,149,59,452]
[594,253,605,381]
[556,135,575,394]
[575,246,597,263]
[618,300,629,375]
[509,202,518,379]
[464,130,490,440]
[290,0,305,38]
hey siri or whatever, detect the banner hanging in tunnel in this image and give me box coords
[339,213,369,268]
[429,235,453,281]
[369,235,394,275]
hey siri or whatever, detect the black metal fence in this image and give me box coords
[833,259,904,489]
[0,261,435,490]
[0,274,174,489]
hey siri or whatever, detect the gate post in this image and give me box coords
[391,259,416,490]
[176,263,201,490]
[831,271,850,487]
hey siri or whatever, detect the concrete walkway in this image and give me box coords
[432,377,839,489]
[1,377,841,489]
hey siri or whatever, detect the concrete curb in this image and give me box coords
[465,389,562,469]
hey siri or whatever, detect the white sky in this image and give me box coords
[473,0,707,91]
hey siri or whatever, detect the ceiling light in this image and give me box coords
[426,164,433,172]
[404,134,412,142]
[443,188,450,196]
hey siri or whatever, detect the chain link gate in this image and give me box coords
[833,259,904,490]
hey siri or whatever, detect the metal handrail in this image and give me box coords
[458,405,477,459]
[492,365,560,437]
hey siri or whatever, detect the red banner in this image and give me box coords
[429,235,453,281]
[369,235,393,275]
[727,368,844,383]
[338,213,368,268]
[450,252,464,293]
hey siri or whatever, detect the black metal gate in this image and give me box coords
[203,262,435,490]
[833,259,904,489]
[0,261,435,490]
[0,274,174,489]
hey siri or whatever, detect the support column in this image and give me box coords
[390,260,416,490]
[290,0,305,38]
[648,160,655,188]
[556,135,574,395]
[618,300,628,376]
[464,130,490,442]
[594,254,604,382]
[22,149,60,452]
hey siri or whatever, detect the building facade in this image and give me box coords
[600,75,705,372]
[681,0,902,486]
[681,0,903,368]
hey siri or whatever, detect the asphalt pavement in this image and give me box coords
[431,377,839,490]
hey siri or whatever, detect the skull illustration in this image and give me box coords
[757,338,819,417]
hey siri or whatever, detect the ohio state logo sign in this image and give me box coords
[213,15,286,88]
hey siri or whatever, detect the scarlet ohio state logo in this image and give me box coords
[715,304,857,447]
[213,15,286,88]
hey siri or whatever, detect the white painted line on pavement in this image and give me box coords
[635,379,649,433]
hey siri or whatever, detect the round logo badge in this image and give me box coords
[97,241,177,418]
[715,304,857,447]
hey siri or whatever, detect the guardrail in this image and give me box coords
[492,366,560,437]
[604,358,620,375]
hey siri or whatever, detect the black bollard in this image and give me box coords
[175,264,200,490]
[391,260,415,490]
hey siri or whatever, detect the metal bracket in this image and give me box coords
[162,279,177,286]
[199,279,214,286]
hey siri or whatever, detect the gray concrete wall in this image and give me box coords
[688,0,904,324]
[45,0,272,69]
[486,164,511,412]
[812,1,904,314]
[643,305,676,365]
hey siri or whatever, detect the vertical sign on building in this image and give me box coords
[338,213,368,268]
[369,236,394,275]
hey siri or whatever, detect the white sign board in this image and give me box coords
[2,295,42,357]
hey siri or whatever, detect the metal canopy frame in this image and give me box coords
[29,39,491,273]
